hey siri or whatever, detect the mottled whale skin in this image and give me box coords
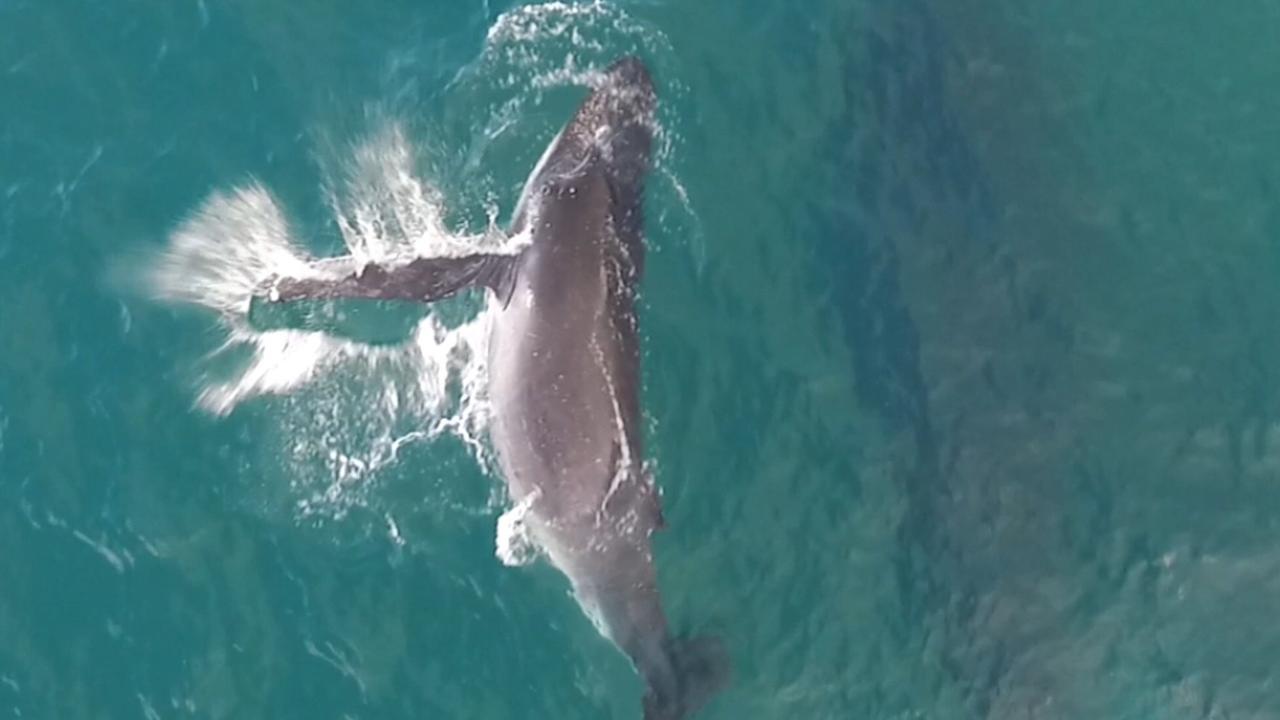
[264,57,726,719]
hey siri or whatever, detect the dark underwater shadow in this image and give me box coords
[823,0,1280,717]
[812,0,996,715]
[828,1,1090,713]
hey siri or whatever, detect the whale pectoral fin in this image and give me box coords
[258,253,517,304]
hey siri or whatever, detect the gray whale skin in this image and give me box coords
[261,57,728,720]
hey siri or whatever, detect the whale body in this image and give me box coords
[262,57,727,719]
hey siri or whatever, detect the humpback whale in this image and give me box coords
[259,57,728,719]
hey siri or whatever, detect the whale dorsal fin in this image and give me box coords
[260,252,518,306]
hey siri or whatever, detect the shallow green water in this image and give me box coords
[3,1,1280,718]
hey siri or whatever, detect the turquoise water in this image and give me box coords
[4,1,1280,718]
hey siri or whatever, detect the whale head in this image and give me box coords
[511,56,656,234]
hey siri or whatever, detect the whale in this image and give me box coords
[259,57,728,720]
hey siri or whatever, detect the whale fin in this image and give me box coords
[643,635,731,720]
[259,253,517,305]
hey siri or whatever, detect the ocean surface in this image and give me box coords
[3,1,1280,718]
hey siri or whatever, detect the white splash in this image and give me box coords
[329,124,508,268]
[70,529,133,574]
[486,2,613,53]
[476,1,660,94]
[140,124,504,524]
[144,125,503,420]
[145,182,318,317]
[495,488,541,567]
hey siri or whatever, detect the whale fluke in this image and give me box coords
[643,635,732,720]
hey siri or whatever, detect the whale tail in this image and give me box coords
[643,635,731,720]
